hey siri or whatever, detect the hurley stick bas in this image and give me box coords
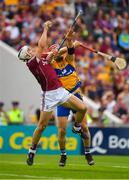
[80,44,127,70]
[58,10,83,51]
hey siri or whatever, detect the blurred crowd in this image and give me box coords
[0,0,129,126]
[0,101,25,125]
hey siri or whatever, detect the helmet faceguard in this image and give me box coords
[18,46,32,62]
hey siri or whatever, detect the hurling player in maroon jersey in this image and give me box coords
[18,21,87,166]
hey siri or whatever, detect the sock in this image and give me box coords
[29,148,36,154]
[74,122,81,127]
[31,144,37,150]
[84,146,90,155]
[74,123,81,131]
[60,149,66,156]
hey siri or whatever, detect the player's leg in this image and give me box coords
[81,117,94,165]
[27,111,52,165]
[62,94,87,137]
[64,94,87,123]
[58,116,68,166]
[71,91,94,165]
[56,105,70,166]
[56,87,86,125]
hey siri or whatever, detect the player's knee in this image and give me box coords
[37,123,47,133]
[80,105,87,114]
[58,128,66,138]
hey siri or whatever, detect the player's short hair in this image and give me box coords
[48,44,59,52]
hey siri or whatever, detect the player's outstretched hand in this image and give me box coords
[46,49,58,63]
[44,21,52,30]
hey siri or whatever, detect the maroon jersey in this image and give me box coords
[26,55,62,91]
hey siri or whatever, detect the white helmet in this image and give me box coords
[18,45,31,62]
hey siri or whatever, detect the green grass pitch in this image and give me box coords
[0,154,129,179]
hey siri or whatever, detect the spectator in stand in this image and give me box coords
[101,91,116,113]
[8,101,25,125]
[0,102,10,125]
[122,109,129,124]
[118,80,129,108]
[1,9,20,46]
[110,10,118,29]
[113,94,128,119]
[100,36,113,53]
[118,27,129,58]
[63,0,75,17]
[110,0,128,8]
[75,0,87,15]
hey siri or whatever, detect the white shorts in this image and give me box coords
[40,87,72,112]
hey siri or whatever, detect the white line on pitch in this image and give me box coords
[0,173,62,180]
[0,160,129,169]
[0,173,86,180]
[67,164,129,169]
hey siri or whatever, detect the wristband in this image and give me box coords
[67,47,75,55]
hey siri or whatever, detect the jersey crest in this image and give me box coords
[55,64,75,77]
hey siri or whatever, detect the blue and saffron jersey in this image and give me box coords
[52,54,81,91]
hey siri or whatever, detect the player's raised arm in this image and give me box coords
[65,29,75,61]
[52,33,81,63]
[47,29,82,63]
[73,40,83,48]
[54,29,77,58]
[36,21,52,58]
[57,40,83,56]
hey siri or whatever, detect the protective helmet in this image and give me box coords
[18,45,31,62]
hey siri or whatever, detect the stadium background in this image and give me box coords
[0,0,129,179]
